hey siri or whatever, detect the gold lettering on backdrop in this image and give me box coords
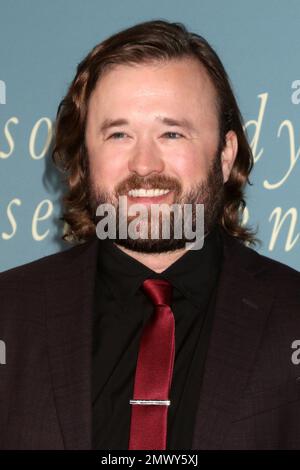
[1,198,53,241]
[244,93,268,164]
[241,206,250,226]
[264,120,299,189]
[31,199,53,241]
[269,207,299,251]
[0,117,19,159]
[29,118,53,160]
[1,198,22,240]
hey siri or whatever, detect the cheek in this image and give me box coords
[171,148,210,184]
[88,147,127,190]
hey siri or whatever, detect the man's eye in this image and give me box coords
[162,132,184,139]
[108,132,127,139]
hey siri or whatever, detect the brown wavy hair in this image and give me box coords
[52,19,257,245]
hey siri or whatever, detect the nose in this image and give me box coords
[128,139,165,176]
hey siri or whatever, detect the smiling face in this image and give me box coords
[85,57,237,252]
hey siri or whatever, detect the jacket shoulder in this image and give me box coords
[0,237,98,285]
[241,242,299,280]
[221,229,300,288]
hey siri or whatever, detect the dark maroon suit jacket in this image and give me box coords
[0,230,300,449]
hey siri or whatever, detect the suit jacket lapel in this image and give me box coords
[45,236,98,450]
[192,233,274,449]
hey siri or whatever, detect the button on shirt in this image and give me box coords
[92,226,223,450]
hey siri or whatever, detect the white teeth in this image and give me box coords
[127,188,170,197]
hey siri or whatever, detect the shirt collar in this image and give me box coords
[97,225,223,310]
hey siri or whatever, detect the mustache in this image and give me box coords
[115,174,182,197]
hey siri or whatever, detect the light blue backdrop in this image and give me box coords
[1,0,299,271]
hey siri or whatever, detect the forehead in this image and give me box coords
[87,58,218,124]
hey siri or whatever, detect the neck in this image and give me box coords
[114,243,189,273]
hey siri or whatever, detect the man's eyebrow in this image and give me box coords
[99,118,129,133]
[98,116,196,133]
[157,116,196,131]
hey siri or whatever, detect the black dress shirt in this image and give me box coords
[92,226,223,450]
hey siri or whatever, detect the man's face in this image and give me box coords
[85,58,236,252]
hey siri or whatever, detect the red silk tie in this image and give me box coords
[128,278,175,450]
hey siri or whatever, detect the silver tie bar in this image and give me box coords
[130,399,171,406]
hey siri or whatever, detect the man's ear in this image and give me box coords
[221,130,238,183]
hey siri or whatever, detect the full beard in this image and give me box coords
[89,154,225,253]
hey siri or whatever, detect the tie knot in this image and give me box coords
[141,278,173,306]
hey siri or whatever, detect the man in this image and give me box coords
[0,20,299,450]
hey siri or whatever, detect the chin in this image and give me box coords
[113,236,188,254]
